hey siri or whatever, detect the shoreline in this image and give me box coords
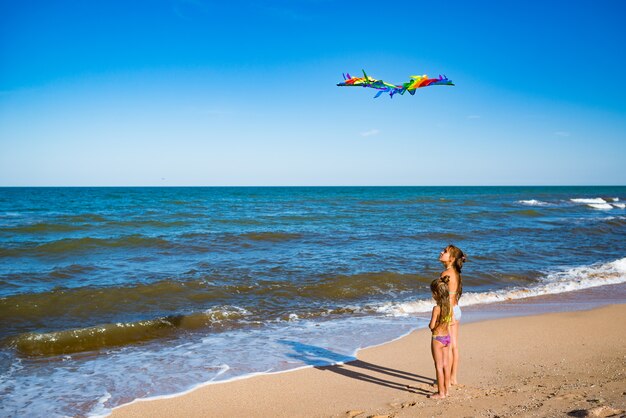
[108,282,626,418]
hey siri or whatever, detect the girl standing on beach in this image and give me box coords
[429,276,452,398]
[439,244,466,386]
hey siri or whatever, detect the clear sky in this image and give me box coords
[1,0,625,186]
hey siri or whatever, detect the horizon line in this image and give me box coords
[1,185,625,188]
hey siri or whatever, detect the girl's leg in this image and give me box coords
[430,340,446,399]
[443,345,451,395]
[450,321,460,385]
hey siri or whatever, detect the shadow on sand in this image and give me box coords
[279,340,433,396]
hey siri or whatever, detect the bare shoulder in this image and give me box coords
[447,271,460,290]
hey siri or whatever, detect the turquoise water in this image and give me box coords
[1,186,625,416]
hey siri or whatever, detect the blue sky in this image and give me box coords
[1,0,625,186]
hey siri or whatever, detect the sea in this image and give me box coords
[0,186,625,417]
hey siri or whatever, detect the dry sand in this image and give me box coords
[110,304,626,418]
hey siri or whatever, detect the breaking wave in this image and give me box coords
[6,306,251,356]
[376,257,626,316]
[518,199,550,206]
[571,197,624,210]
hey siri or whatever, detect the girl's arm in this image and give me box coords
[429,306,440,331]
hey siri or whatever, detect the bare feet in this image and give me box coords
[428,393,446,399]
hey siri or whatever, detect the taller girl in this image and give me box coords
[438,244,466,385]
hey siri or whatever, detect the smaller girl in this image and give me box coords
[428,276,452,399]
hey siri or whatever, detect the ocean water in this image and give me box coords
[0,186,625,417]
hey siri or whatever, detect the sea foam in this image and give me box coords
[375,257,626,316]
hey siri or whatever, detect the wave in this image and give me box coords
[571,198,610,204]
[220,231,303,243]
[358,197,451,205]
[3,304,366,356]
[170,212,209,219]
[509,209,543,217]
[214,218,265,226]
[376,257,626,316]
[6,306,251,356]
[163,200,191,206]
[570,197,625,210]
[4,300,392,356]
[59,214,108,223]
[515,197,625,211]
[242,232,303,242]
[588,203,613,210]
[1,219,191,235]
[0,235,177,258]
[0,279,231,330]
[566,217,626,237]
[105,219,191,228]
[412,231,466,241]
[49,263,98,279]
[601,216,626,225]
[518,199,550,206]
[0,222,87,234]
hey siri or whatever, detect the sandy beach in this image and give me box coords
[110,302,626,418]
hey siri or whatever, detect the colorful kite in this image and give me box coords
[337,70,454,98]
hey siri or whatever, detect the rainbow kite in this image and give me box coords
[337,70,454,98]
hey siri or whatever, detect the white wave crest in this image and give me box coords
[612,203,625,209]
[518,199,550,206]
[570,198,619,210]
[571,198,608,204]
[375,299,435,316]
[588,203,614,210]
[376,257,626,317]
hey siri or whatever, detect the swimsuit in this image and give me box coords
[453,305,462,321]
[432,334,451,347]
